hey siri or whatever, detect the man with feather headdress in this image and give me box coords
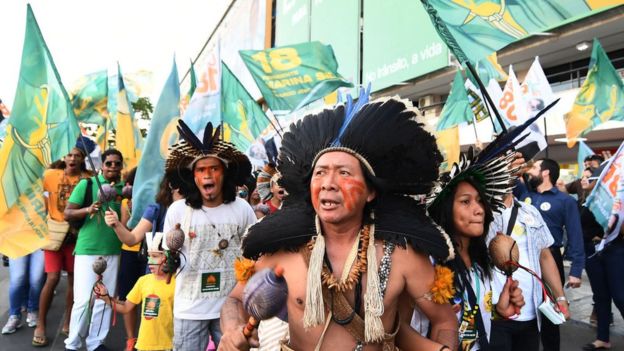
[219,96,459,351]
[162,121,256,351]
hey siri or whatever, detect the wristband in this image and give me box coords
[556,296,567,302]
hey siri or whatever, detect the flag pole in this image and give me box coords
[471,116,480,143]
[465,61,507,133]
[544,118,549,158]
[77,133,110,210]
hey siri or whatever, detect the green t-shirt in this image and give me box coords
[68,174,124,255]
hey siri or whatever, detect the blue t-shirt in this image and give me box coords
[142,203,166,232]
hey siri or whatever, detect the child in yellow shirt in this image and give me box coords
[95,231,180,351]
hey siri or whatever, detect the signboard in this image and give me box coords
[362,0,449,92]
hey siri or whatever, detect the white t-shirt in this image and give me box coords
[163,198,256,320]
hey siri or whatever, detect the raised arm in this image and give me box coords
[104,210,152,246]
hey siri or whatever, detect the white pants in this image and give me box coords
[65,254,119,351]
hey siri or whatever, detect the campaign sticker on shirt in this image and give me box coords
[143,294,161,319]
[524,197,532,205]
[540,202,552,211]
[201,272,221,292]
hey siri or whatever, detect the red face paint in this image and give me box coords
[337,177,366,212]
[193,157,225,206]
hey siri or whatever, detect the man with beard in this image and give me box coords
[32,140,92,347]
[519,158,584,351]
[63,149,125,351]
[162,121,256,351]
[219,98,458,351]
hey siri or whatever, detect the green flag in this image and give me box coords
[0,4,80,257]
[421,0,619,64]
[437,70,474,131]
[189,59,197,99]
[565,38,624,147]
[221,62,270,152]
[180,59,197,115]
[239,41,353,114]
[70,70,109,125]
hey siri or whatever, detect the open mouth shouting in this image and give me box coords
[319,197,341,211]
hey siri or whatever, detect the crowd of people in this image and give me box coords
[1,97,622,351]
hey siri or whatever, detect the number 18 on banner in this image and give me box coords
[239,41,353,115]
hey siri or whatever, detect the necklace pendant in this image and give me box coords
[218,239,229,250]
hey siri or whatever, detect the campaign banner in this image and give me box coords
[586,140,624,231]
[240,41,353,115]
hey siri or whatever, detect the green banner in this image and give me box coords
[565,38,624,147]
[421,0,622,64]
[437,70,473,131]
[70,70,108,125]
[240,41,353,114]
[221,62,270,151]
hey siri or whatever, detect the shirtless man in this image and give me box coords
[219,98,459,351]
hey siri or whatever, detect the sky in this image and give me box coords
[0,0,232,108]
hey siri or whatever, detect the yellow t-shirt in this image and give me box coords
[126,274,175,351]
[121,199,140,252]
[42,169,88,221]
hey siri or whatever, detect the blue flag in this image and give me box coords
[129,59,180,228]
[577,141,595,177]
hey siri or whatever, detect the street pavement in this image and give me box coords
[0,262,622,350]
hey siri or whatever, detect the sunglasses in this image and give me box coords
[104,161,122,167]
[278,190,285,195]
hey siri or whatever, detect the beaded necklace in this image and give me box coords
[310,225,371,293]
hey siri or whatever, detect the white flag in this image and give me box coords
[498,65,530,126]
[520,57,552,151]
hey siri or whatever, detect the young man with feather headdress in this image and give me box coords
[162,121,256,351]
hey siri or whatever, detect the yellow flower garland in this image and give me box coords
[234,257,256,282]
[430,265,455,304]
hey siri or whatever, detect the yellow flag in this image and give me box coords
[436,126,460,171]
[115,65,143,169]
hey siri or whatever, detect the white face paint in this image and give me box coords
[540,202,551,211]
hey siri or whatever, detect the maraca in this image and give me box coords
[98,183,117,203]
[488,232,519,276]
[242,266,288,337]
[488,233,521,316]
[92,256,107,277]
[165,223,185,252]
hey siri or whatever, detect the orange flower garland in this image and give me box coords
[430,265,455,304]
[234,257,256,282]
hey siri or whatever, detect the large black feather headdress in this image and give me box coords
[242,96,455,262]
[165,120,251,186]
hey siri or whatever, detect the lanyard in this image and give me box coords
[463,268,481,305]
[505,201,520,236]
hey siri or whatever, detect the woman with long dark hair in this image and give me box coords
[404,150,525,351]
